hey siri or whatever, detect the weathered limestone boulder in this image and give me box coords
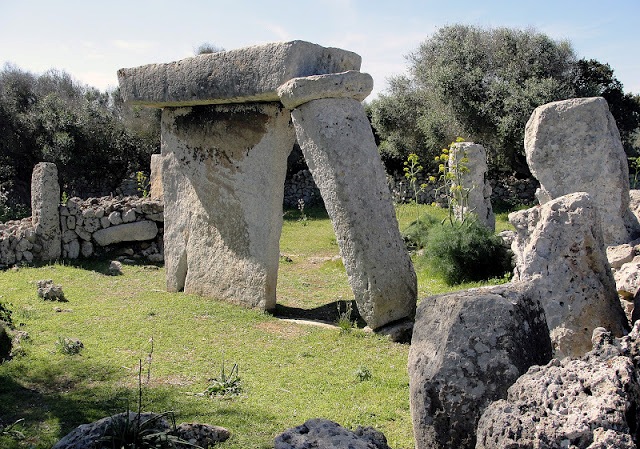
[36,279,66,301]
[274,419,391,449]
[476,325,640,449]
[408,283,552,449]
[277,70,373,109]
[510,192,629,358]
[52,412,230,449]
[118,41,361,107]
[92,221,158,247]
[607,243,635,269]
[525,97,638,245]
[449,142,495,230]
[291,97,417,329]
[31,162,61,260]
[149,153,164,200]
[161,103,295,310]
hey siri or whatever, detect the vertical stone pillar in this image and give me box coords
[449,142,495,230]
[525,97,637,245]
[161,103,296,310]
[149,154,164,200]
[291,97,417,330]
[31,162,61,261]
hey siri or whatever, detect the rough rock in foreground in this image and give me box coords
[408,283,552,449]
[274,418,391,449]
[476,325,640,449]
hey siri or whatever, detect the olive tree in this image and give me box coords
[370,25,577,175]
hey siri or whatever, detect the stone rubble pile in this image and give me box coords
[0,216,38,266]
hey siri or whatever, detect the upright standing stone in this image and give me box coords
[31,162,61,260]
[525,97,638,244]
[149,154,164,200]
[510,192,629,357]
[449,142,495,230]
[291,97,417,329]
[161,103,296,310]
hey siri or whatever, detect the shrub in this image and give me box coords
[401,213,439,250]
[421,219,512,285]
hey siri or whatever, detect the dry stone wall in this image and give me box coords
[0,194,164,269]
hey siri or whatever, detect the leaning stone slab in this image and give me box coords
[292,98,417,329]
[118,41,361,107]
[408,283,552,449]
[92,221,158,247]
[277,71,373,109]
[510,192,629,357]
[31,162,61,260]
[525,97,638,244]
[161,103,295,310]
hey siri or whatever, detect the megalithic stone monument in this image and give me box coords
[117,41,417,331]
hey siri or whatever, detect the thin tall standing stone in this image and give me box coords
[31,162,61,260]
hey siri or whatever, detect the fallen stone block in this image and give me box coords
[92,221,158,247]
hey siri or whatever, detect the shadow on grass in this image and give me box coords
[0,361,131,446]
[272,300,366,327]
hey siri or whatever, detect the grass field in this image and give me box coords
[0,203,514,448]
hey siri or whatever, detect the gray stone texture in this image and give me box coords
[277,70,373,109]
[525,97,638,245]
[510,192,629,358]
[449,142,495,230]
[149,153,164,200]
[408,283,552,449]
[292,98,417,329]
[274,419,391,449]
[161,103,295,310]
[476,325,640,449]
[118,40,361,107]
[92,221,158,247]
[31,162,61,260]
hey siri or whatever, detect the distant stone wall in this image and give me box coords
[0,195,163,269]
[384,172,538,207]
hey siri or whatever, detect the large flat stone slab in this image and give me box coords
[118,41,362,107]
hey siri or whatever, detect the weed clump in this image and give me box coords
[420,218,512,286]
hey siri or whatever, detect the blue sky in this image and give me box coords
[1,0,638,99]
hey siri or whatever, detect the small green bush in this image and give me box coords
[402,214,440,250]
[421,220,512,286]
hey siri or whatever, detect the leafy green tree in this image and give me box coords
[0,64,160,212]
[573,59,640,155]
[370,25,578,175]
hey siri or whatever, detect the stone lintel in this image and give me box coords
[118,40,362,108]
[277,71,373,109]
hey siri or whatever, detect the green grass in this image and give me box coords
[0,203,522,448]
